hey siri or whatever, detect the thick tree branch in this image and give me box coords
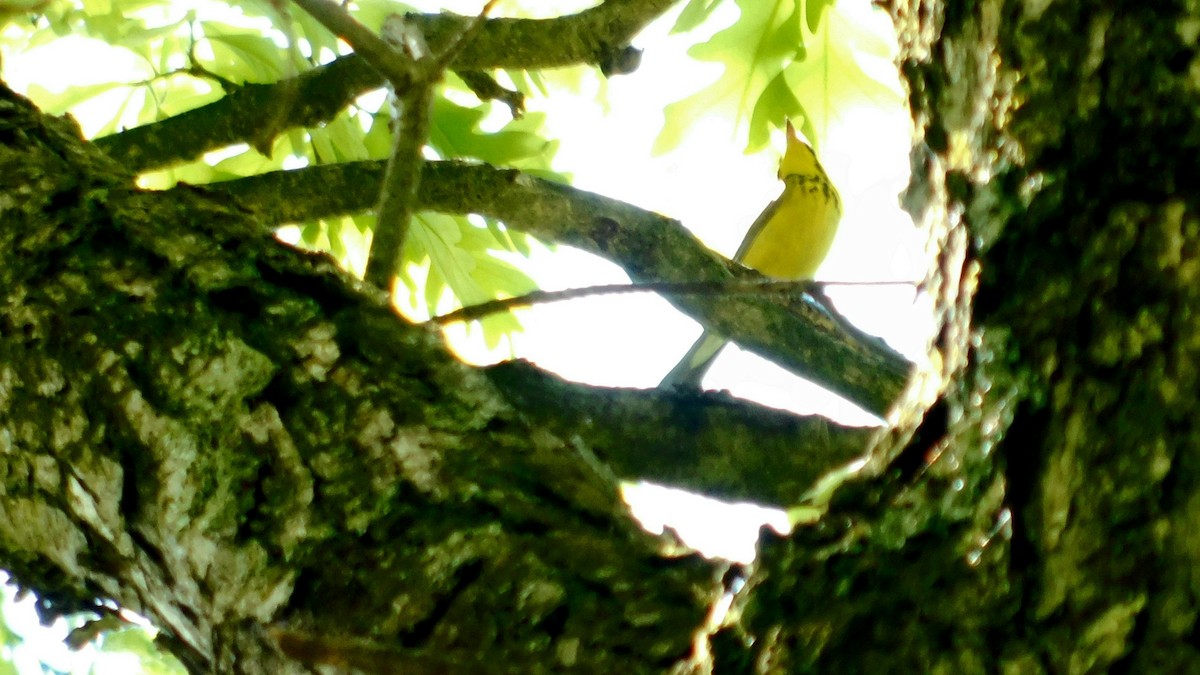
[93,0,676,173]
[94,55,380,174]
[1,83,715,673]
[486,362,874,506]
[211,161,914,416]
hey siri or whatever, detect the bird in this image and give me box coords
[659,121,842,388]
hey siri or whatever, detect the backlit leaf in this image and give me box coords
[655,0,805,155]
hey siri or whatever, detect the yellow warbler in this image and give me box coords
[660,121,842,387]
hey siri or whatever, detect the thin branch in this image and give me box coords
[286,0,428,289]
[361,1,499,288]
[457,70,524,118]
[289,0,505,289]
[822,280,922,287]
[363,82,431,287]
[427,279,818,325]
[428,279,923,325]
[186,22,241,92]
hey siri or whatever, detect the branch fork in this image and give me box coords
[291,0,499,290]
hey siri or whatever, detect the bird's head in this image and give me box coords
[778,120,822,179]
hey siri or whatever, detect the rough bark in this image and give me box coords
[711,0,1200,672]
[0,85,718,673]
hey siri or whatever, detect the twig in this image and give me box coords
[426,278,922,325]
[819,280,921,287]
[185,23,241,92]
[457,70,524,118]
[427,279,821,325]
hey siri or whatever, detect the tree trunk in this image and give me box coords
[719,1,1200,671]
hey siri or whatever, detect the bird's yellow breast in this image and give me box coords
[739,174,841,280]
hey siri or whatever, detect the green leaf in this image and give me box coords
[83,7,141,44]
[286,128,310,161]
[326,117,368,161]
[747,69,804,149]
[360,111,396,159]
[410,213,481,300]
[351,0,416,35]
[472,254,537,302]
[353,212,376,235]
[483,217,532,257]
[427,96,562,177]
[145,77,223,120]
[503,68,550,97]
[658,0,902,154]
[203,25,286,84]
[292,5,342,63]
[672,0,727,34]
[109,18,184,64]
[806,0,835,31]
[308,123,338,165]
[301,219,323,247]
[92,86,143,137]
[655,0,805,155]
[25,81,117,115]
[208,144,283,177]
[100,628,187,675]
[780,1,903,146]
[402,213,537,342]
[327,217,347,259]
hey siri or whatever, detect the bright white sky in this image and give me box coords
[0,0,929,668]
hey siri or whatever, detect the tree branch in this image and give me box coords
[486,362,874,505]
[427,279,815,325]
[290,0,418,85]
[289,0,499,289]
[364,80,432,288]
[429,280,918,325]
[287,0,436,289]
[93,0,676,173]
[210,161,913,416]
[364,6,496,288]
[457,70,524,117]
